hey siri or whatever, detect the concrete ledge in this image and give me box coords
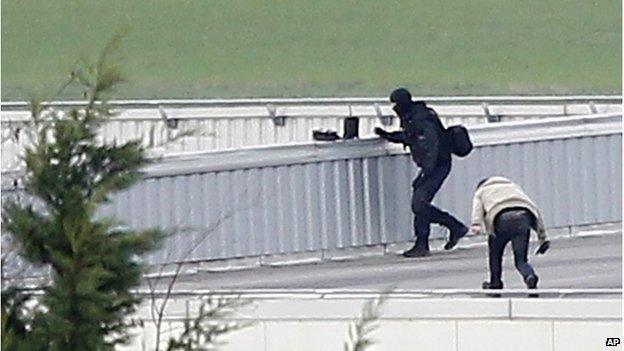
[247,298,510,320]
[323,245,385,261]
[260,251,323,267]
[137,297,621,322]
[512,299,622,320]
[198,256,262,273]
[380,298,511,319]
[128,297,623,351]
[571,222,622,237]
[142,298,510,321]
[125,317,622,351]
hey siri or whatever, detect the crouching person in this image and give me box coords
[470,176,547,292]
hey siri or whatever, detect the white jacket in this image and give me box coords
[471,176,547,239]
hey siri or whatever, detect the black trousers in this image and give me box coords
[488,208,536,286]
[411,160,464,251]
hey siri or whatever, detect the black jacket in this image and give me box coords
[378,102,451,173]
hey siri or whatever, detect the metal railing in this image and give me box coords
[133,288,622,299]
[2,96,622,172]
[2,95,621,110]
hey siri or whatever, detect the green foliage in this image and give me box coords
[1,33,164,351]
[1,288,34,351]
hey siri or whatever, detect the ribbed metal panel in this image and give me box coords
[2,103,621,171]
[2,115,621,270]
[117,135,621,265]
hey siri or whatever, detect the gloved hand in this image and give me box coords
[535,240,550,255]
[374,127,387,137]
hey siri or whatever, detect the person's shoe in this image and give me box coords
[482,281,503,289]
[444,224,468,250]
[482,281,503,297]
[525,274,539,298]
[402,244,430,258]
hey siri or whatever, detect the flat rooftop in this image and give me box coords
[152,231,621,292]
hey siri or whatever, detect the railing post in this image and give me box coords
[374,103,393,126]
[483,103,501,123]
[267,104,286,126]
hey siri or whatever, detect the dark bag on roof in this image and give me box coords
[447,125,473,157]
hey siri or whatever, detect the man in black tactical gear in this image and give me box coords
[375,88,468,257]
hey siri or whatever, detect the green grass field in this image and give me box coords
[1,0,621,100]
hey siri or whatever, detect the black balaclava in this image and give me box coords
[390,88,413,125]
[390,88,412,108]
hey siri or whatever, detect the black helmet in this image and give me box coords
[390,88,412,105]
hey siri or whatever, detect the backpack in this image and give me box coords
[447,125,473,157]
[403,103,472,158]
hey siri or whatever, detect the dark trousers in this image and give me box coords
[488,208,536,286]
[411,160,464,251]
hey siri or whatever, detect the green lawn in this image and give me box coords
[1,0,621,100]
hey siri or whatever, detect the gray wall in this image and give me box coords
[122,295,622,351]
[2,114,621,267]
[109,114,622,264]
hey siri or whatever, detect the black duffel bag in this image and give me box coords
[447,125,473,157]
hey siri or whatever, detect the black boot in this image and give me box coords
[482,281,503,297]
[444,223,468,250]
[402,243,430,257]
[525,274,539,298]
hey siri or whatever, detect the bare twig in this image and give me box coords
[147,185,266,350]
[165,296,252,351]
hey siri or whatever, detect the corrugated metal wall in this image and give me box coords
[115,136,620,264]
[101,116,622,264]
[2,115,621,268]
[2,103,620,172]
